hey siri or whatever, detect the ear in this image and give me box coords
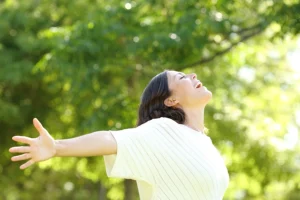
[164,97,179,107]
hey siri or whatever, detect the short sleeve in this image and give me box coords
[103,117,171,183]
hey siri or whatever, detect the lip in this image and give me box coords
[195,81,202,89]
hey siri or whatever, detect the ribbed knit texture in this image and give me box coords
[104,117,229,200]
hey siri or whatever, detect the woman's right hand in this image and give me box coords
[9,118,56,170]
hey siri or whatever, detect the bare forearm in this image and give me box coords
[10,118,118,170]
[54,131,117,157]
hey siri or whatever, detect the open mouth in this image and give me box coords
[195,82,202,88]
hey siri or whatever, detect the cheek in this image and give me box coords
[175,82,195,98]
[180,81,194,90]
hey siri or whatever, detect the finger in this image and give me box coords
[33,118,44,133]
[11,153,32,162]
[9,146,31,153]
[33,118,47,136]
[20,159,35,170]
[12,136,33,145]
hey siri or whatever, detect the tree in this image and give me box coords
[1,0,299,199]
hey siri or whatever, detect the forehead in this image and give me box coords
[167,70,184,80]
[167,70,184,88]
[167,70,184,76]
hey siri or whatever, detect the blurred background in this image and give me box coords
[0,0,300,199]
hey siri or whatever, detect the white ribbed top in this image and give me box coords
[104,117,229,200]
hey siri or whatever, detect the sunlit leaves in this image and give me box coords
[1,0,300,199]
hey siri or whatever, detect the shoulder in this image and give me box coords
[137,117,180,134]
[142,117,179,127]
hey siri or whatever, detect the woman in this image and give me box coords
[10,70,229,200]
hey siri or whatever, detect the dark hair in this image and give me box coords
[137,70,185,126]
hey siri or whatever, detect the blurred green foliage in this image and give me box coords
[0,0,300,199]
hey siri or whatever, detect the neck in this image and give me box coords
[183,106,205,133]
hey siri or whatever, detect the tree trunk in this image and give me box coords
[124,179,138,200]
[99,182,107,200]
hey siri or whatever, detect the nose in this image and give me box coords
[191,73,197,80]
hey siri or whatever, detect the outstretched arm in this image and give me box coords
[9,118,117,170]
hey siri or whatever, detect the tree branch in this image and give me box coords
[175,26,265,70]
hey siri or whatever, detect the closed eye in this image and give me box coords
[180,75,186,79]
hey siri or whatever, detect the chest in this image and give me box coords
[153,132,229,195]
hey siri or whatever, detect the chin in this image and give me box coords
[206,89,213,99]
[201,90,212,105]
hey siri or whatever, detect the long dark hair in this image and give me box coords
[137,70,185,126]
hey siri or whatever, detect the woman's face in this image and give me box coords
[165,70,212,108]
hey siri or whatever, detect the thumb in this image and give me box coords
[33,118,47,136]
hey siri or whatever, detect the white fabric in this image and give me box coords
[104,117,229,200]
